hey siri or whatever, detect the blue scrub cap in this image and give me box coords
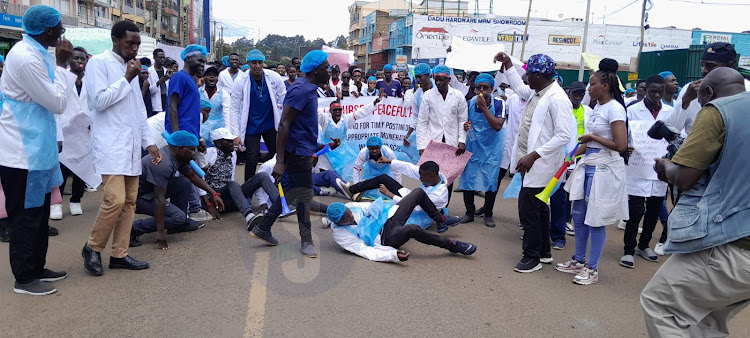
[474,73,495,87]
[624,88,636,95]
[432,65,451,77]
[0,54,7,63]
[167,130,199,147]
[200,98,213,110]
[326,202,347,224]
[383,64,394,71]
[300,50,328,73]
[180,44,207,61]
[526,54,556,75]
[241,64,250,71]
[367,76,377,83]
[366,136,383,147]
[414,63,431,76]
[246,49,265,62]
[659,71,674,79]
[221,55,230,67]
[23,5,61,36]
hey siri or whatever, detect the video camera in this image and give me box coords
[648,120,684,161]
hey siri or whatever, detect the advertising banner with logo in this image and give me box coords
[409,15,693,66]
[699,33,732,45]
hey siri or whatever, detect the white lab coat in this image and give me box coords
[416,86,468,150]
[147,65,167,112]
[500,93,527,170]
[332,201,401,263]
[147,112,168,149]
[565,149,629,227]
[317,102,375,134]
[389,159,448,211]
[352,145,401,184]
[0,37,67,170]
[662,79,750,134]
[626,100,671,197]
[505,67,576,188]
[217,68,240,95]
[86,50,154,176]
[229,69,286,137]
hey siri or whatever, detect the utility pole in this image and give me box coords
[220,26,224,59]
[212,20,217,59]
[119,0,124,21]
[636,0,647,73]
[511,31,516,56]
[578,0,592,81]
[520,0,532,60]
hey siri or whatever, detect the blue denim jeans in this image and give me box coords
[570,150,607,270]
[550,185,568,244]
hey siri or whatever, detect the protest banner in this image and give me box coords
[626,120,668,180]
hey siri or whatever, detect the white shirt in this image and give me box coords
[389,159,448,211]
[587,100,626,149]
[217,68,240,95]
[147,112,168,149]
[0,36,67,170]
[229,69,286,137]
[85,50,154,176]
[500,93,526,170]
[626,100,671,197]
[416,87,468,150]
[352,145,401,184]
[147,65,167,112]
[663,79,750,134]
[332,201,401,263]
[504,66,576,188]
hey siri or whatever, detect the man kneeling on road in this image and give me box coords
[130,131,224,249]
[200,128,279,231]
[326,188,477,263]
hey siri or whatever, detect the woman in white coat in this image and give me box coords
[558,58,629,285]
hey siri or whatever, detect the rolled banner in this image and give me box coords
[161,131,206,178]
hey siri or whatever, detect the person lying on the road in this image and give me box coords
[199,128,280,231]
[325,188,474,263]
[130,131,224,249]
[339,160,461,232]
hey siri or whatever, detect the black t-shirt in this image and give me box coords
[138,146,191,199]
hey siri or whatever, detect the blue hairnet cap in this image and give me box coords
[167,130,199,147]
[326,202,347,224]
[241,64,250,71]
[366,136,383,147]
[246,49,265,62]
[414,63,431,76]
[23,5,61,36]
[526,54,556,75]
[0,54,6,63]
[432,65,451,77]
[367,76,377,83]
[624,88,636,95]
[221,55,230,67]
[200,98,213,110]
[180,44,207,61]
[659,71,674,79]
[474,73,495,87]
[300,50,328,73]
[383,64,394,71]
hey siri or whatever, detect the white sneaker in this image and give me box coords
[85,184,98,192]
[565,222,575,236]
[617,220,626,230]
[50,204,63,220]
[319,186,337,196]
[321,217,332,228]
[69,202,83,216]
[654,243,665,256]
[189,209,214,222]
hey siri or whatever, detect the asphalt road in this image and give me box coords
[2,171,750,337]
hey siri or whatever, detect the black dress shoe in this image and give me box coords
[81,244,103,276]
[109,256,150,270]
[129,234,142,247]
[48,226,59,236]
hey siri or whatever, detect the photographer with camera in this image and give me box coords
[620,75,673,269]
[641,68,750,337]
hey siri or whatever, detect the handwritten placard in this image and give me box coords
[626,120,669,180]
[417,141,472,186]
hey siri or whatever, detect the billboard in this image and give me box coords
[409,15,694,66]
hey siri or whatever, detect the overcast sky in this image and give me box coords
[212,0,746,42]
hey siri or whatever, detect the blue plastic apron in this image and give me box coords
[331,198,393,246]
[322,118,359,182]
[458,97,505,192]
[361,146,393,200]
[200,87,226,147]
[405,174,449,229]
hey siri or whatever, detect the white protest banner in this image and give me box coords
[626,120,668,180]
[445,36,505,72]
[59,113,102,188]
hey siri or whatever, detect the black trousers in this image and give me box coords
[349,174,403,195]
[624,195,664,256]
[0,166,51,284]
[519,186,551,259]
[381,188,451,249]
[60,163,84,203]
[244,128,277,181]
[258,152,313,242]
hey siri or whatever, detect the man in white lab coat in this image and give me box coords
[495,52,575,274]
[83,21,161,277]
[217,52,241,95]
[147,48,170,114]
[0,5,70,296]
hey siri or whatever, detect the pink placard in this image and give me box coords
[417,141,472,186]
